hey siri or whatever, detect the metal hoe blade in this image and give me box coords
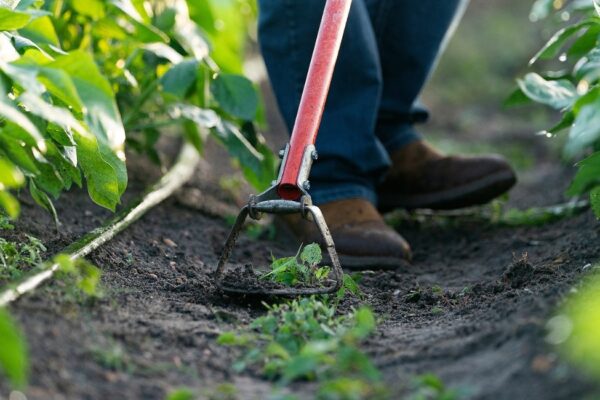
[214,194,343,296]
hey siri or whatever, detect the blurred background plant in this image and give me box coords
[510,0,600,215]
[0,0,274,221]
[546,269,600,382]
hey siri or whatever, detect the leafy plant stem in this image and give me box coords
[123,79,160,127]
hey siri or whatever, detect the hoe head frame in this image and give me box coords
[215,145,344,296]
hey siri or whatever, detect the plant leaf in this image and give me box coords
[0,7,30,30]
[590,186,600,218]
[530,19,596,64]
[18,92,122,210]
[212,73,258,120]
[29,180,59,226]
[518,73,577,110]
[565,98,600,158]
[160,58,199,99]
[48,51,128,200]
[0,191,19,218]
[0,158,24,188]
[0,100,46,152]
[0,307,28,388]
[300,243,322,266]
[567,151,600,196]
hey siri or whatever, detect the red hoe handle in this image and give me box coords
[277,0,353,200]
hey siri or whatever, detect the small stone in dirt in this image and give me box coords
[503,256,535,288]
[582,263,592,271]
[531,354,555,373]
[163,238,177,247]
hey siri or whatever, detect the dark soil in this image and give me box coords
[2,8,600,399]
[2,124,600,400]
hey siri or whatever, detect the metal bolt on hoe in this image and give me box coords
[214,0,353,296]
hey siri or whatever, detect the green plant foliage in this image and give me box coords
[0,234,46,281]
[517,0,600,217]
[89,339,132,372]
[165,388,196,400]
[212,73,259,120]
[262,244,362,301]
[0,307,28,389]
[54,254,103,300]
[548,271,600,379]
[262,244,330,286]
[0,0,275,219]
[406,374,463,400]
[218,298,386,399]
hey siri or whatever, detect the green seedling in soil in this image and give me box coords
[407,373,465,400]
[218,298,386,399]
[90,340,132,373]
[262,243,362,301]
[262,244,330,286]
[166,388,195,400]
[0,236,46,282]
[166,384,238,400]
[54,255,103,303]
[0,307,28,389]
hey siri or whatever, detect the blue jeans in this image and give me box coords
[258,0,469,205]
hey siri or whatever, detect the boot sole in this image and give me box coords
[378,169,517,211]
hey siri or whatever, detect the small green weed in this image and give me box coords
[263,243,330,286]
[54,255,103,302]
[165,388,195,400]
[0,236,46,281]
[263,243,362,301]
[218,297,386,399]
[90,340,131,373]
[165,383,239,400]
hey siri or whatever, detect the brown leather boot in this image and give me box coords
[279,198,411,270]
[377,141,517,211]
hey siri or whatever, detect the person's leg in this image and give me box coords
[258,0,388,206]
[361,0,516,211]
[258,0,411,267]
[364,0,469,153]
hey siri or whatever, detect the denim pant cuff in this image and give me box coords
[309,183,377,206]
[381,125,423,154]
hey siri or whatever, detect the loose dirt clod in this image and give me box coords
[503,254,535,288]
